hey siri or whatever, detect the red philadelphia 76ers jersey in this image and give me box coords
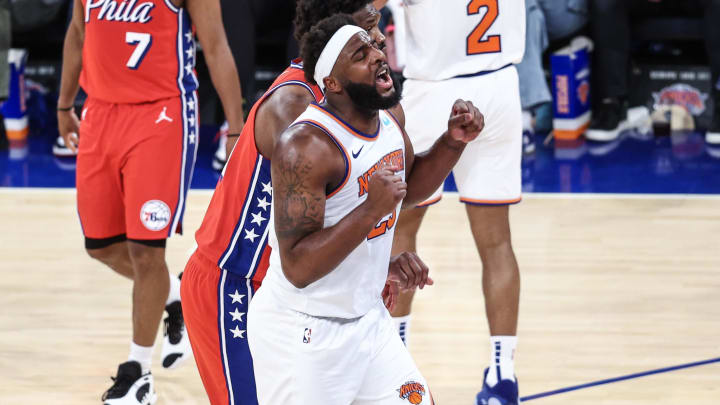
[80,0,198,104]
[194,60,323,283]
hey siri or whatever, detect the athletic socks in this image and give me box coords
[165,272,181,306]
[127,273,177,375]
[393,315,411,347]
[485,335,517,387]
[128,342,153,375]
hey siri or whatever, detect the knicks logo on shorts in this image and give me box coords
[140,200,170,231]
[398,381,425,404]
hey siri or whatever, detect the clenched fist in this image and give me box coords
[364,164,406,221]
[447,99,484,144]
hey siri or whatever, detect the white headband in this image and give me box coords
[313,25,366,91]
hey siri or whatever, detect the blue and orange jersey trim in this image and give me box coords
[309,103,380,141]
[291,119,351,199]
[460,196,522,206]
[416,195,442,208]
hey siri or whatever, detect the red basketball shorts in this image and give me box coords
[181,251,261,405]
[76,93,199,240]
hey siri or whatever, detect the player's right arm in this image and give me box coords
[253,86,316,159]
[56,0,85,153]
[272,124,405,289]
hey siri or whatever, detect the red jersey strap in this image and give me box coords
[240,62,323,141]
[264,60,324,103]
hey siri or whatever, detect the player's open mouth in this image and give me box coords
[375,65,393,91]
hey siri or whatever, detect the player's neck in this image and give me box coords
[323,98,379,135]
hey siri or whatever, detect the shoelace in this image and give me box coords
[101,373,134,400]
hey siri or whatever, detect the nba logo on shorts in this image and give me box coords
[140,200,171,231]
[303,328,311,344]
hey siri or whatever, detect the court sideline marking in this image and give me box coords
[521,357,720,401]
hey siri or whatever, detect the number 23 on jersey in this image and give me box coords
[466,0,501,55]
[368,209,397,240]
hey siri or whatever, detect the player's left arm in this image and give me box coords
[186,0,244,152]
[401,99,484,207]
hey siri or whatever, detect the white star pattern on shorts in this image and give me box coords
[229,290,245,304]
[257,197,270,211]
[250,212,266,226]
[230,325,245,339]
[244,228,259,243]
[229,308,245,322]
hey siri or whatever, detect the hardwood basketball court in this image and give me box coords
[1,189,718,403]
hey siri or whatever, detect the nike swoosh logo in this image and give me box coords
[352,145,364,159]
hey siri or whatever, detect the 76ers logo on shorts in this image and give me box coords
[398,381,425,404]
[140,200,171,231]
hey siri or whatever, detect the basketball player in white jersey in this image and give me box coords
[389,1,526,404]
[247,14,484,404]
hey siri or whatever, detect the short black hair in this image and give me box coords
[294,0,372,42]
[301,14,357,85]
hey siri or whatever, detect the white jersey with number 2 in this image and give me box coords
[403,0,526,81]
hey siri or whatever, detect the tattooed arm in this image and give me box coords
[272,124,406,288]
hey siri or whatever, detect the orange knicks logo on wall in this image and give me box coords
[577,80,590,106]
[357,149,404,197]
[652,83,708,116]
[398,381,426,404]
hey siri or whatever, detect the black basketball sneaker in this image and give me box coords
[102,361,156,405]
[161,273,192,369]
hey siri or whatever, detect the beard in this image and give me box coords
[344,80,402,111]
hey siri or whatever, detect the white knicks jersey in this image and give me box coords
[403,0,526,81]
[264,103,407,319]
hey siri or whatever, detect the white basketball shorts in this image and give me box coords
[247,285,433,405]
[402,64,522,206]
